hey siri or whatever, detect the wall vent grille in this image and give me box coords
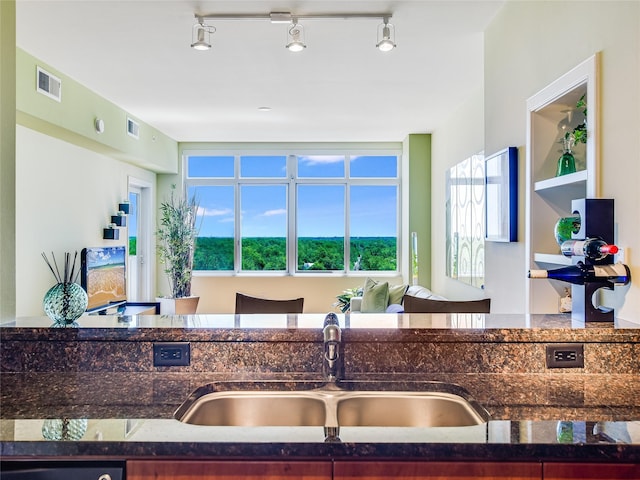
[127,117,140,139]
[36,66,62,102]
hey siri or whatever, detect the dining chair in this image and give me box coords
[235,292,305,314]
[402,296,491,314]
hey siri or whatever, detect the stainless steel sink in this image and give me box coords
[175,382,489,430]
[335,391,486,427]
[177,391,327,427]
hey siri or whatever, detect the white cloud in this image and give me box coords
[300,155,343,165]
[199,207,232,217]
[262,208,286,217]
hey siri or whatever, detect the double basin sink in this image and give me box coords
[175,380,490,438]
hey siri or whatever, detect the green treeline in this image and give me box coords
[192,237,396,271]
[194,237,234,270]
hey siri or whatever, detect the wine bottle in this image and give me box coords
[528,262,631,286]
[561,238,619,260]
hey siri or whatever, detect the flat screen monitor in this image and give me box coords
[81,246,127,313]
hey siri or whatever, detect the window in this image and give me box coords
[185,148,401,274]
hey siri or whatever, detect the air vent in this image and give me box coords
[127,117,140,139]
[36,66,61,102]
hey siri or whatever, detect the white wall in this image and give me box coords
[15,126,156,316]
[482,1,639,320]
[432,1,640,322]
[431,88,488,303]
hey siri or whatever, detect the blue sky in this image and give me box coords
[85,246,125,267]
[188,155,398,238]
[127,191,138,236]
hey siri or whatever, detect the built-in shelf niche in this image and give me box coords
[525,53,600,314]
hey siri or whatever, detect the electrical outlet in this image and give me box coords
[153,342,190,367]
[545,344,584,368]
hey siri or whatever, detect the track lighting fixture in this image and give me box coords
[376,17,396,52]
[191,11,395,52]
[191,17,215,51]
[286,19,306,52]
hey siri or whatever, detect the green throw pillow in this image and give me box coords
[388,283,409,305]
[361,277,389,313]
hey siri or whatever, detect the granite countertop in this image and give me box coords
[1,314,640,462]
[2,313,640,342]
[2,372,640,461]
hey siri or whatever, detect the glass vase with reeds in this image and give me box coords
[41,251,88,327]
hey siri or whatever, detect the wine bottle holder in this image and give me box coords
[571,198,615,261]
[570,198,615,322]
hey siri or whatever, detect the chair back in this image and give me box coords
[235,293,304,314]
[402,296,491,313]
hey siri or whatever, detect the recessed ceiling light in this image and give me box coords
[258,106,272,112]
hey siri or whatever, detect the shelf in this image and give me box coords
[534,253,573,266]
[534,170,587,192]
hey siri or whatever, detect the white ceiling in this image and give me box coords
[16,1,504,143]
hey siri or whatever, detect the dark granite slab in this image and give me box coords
[1,314,639,462]
[2,314,639,343]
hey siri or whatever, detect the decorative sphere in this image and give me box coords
[554,216,581,247]
[43,282,88,325]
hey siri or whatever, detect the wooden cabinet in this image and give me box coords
[544,462,640,480]
[127,460,332,480]
[333,461,540,480]
[525,53,600,314]
[128,459,640,480]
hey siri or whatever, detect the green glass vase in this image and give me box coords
[42,418,88,441]
[556,137,576,177]
[556,151,576,177]
[43,282,88,326]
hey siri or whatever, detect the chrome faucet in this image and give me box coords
[322,312,342,382]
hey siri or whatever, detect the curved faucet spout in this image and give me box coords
[323,313,342,382]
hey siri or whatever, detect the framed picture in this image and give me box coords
[485,147,518,242]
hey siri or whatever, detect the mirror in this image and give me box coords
[445,153,485,288]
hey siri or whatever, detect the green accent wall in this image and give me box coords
[405,133,432,288]
[1,0,17,320]
[15,48,178,173]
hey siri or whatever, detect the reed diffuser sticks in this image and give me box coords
[41,251,80,284]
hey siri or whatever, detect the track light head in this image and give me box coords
[376,19,396,52]
[191,18,214,50]
[286,20,307,52]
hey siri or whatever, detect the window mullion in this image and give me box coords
[345,181,350,273]
[288,155,296,274]
[234,156,241,274]
[345,155,350,273]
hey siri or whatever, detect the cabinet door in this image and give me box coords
[334,461,541,480]
[127,460,332,480]
[544,462,640,480]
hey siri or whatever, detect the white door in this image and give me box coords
[127,178,152,301]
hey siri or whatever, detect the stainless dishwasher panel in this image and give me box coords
[0,463,124,480]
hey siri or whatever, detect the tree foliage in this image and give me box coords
[193,237,396,272]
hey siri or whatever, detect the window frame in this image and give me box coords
[184,145,402,277]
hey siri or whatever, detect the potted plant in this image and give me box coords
[333,286,363,313]
[156,185,200,314]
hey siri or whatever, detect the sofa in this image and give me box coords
[350,284,447,313]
